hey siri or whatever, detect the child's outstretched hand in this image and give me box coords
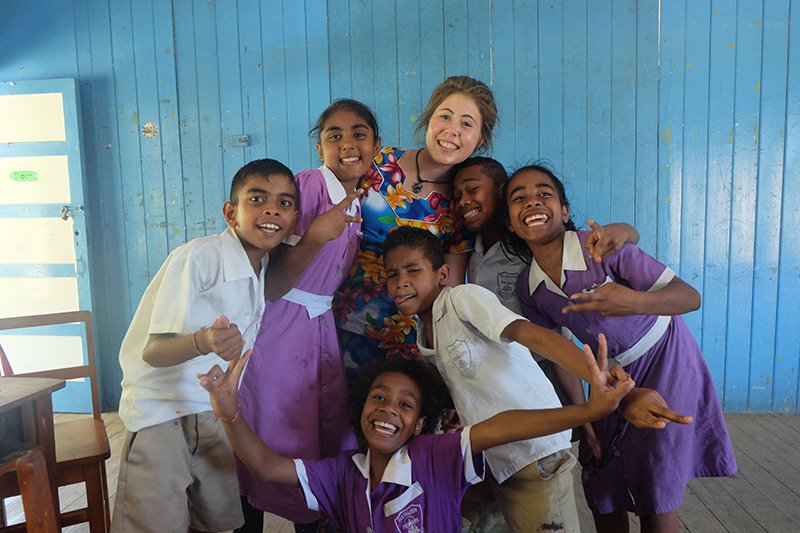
[198,350,250,420]
[585,334,635,418]
[584,220,637,263]
[619,388,693,429]
[564,282,640,317]
[304,188,364,245]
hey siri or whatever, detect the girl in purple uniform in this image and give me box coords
[200,335,634,533]
[504,164,737,533]
[236,100,381,532]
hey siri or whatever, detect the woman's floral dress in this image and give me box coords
[333,147,470,377]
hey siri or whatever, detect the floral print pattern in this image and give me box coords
[334,147,471,375]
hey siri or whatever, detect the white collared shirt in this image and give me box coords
[417,285,571,483]
[118,227,267,432]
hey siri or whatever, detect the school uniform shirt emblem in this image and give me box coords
[447,339,478,378]
[394,504,423,532]
[496,271,519,301]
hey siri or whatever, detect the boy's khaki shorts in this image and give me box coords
[463,449,579,533]
[110,411,243,533]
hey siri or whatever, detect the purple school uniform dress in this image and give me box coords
[238,168,360,522]
[516,231,737,516]
[295,429,483,532]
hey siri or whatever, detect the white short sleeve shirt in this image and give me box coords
[118,227,267,432]
[417,285,571,483]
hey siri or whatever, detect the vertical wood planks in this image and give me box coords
[4,0,798,412]
[700,3,736,399]
[679,1,711,340]
[656,0,685,271]
[724,0,763,412]
[772,0,800,413]
[749,0,790,411]
[633,0,659,257]
[609,0,636,227]
[560,0,588,223]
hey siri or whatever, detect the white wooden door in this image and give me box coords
[0,79,93,412]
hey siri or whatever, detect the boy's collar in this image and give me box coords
[352,445,413,487]
[222,227,268,281]
[527,231,586,295]
[320,165,359,216]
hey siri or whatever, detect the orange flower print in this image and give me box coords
[362,258,384,284]
[386,184,412,211]
[389,313,418,336]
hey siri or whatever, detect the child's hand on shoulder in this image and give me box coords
[584,334,635,418]
[197,315,244,361]
[198,350,250,420]
[305,188,364,245]
[584,220,637,262]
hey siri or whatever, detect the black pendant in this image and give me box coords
[412,181,423,194]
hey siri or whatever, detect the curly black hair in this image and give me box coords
[348,357,450,446]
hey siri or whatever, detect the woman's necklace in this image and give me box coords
[412,149,452,194]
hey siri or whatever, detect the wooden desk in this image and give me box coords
[0,377,65,520]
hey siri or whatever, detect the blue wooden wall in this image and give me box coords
[1,0,797,412]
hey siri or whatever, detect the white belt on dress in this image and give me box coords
[609,314,671,367]
[281,288,333,319]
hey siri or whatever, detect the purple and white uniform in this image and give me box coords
[516,230,737,516]
[295,428,483,532]
[238,167,360,522]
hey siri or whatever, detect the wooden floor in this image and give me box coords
[3,413,799,532]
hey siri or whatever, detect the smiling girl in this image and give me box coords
[333,76,498,377]
[504,164,737,533]
[200,333,634,532]
[236,100,381,531]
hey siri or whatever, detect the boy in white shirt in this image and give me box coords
[381,226,691,532]
[111,159,299,533]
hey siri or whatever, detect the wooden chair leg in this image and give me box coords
[2,450,59,533]
[83,464,105,533]
[101,460,110,530]
[83,462,109,533]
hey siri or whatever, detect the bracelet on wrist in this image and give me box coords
[191,330,203,355]
[217,409,240,423]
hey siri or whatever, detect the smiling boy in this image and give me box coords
[381,226,690,532]
[111,159,298,533]
[199,323,634,532]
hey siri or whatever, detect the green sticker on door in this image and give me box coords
[10,170,39,182]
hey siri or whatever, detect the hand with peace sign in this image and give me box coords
[303,187,364,246]
[264,187,364,301]
[198,351,301,486]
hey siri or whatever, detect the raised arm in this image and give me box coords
[265,188,363,301]
[502,321,693,430]
[470,334,633,454]
[565,277,700,317]
[143,315,244,367]
[198,352,299,486]
[502,319,595,382]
